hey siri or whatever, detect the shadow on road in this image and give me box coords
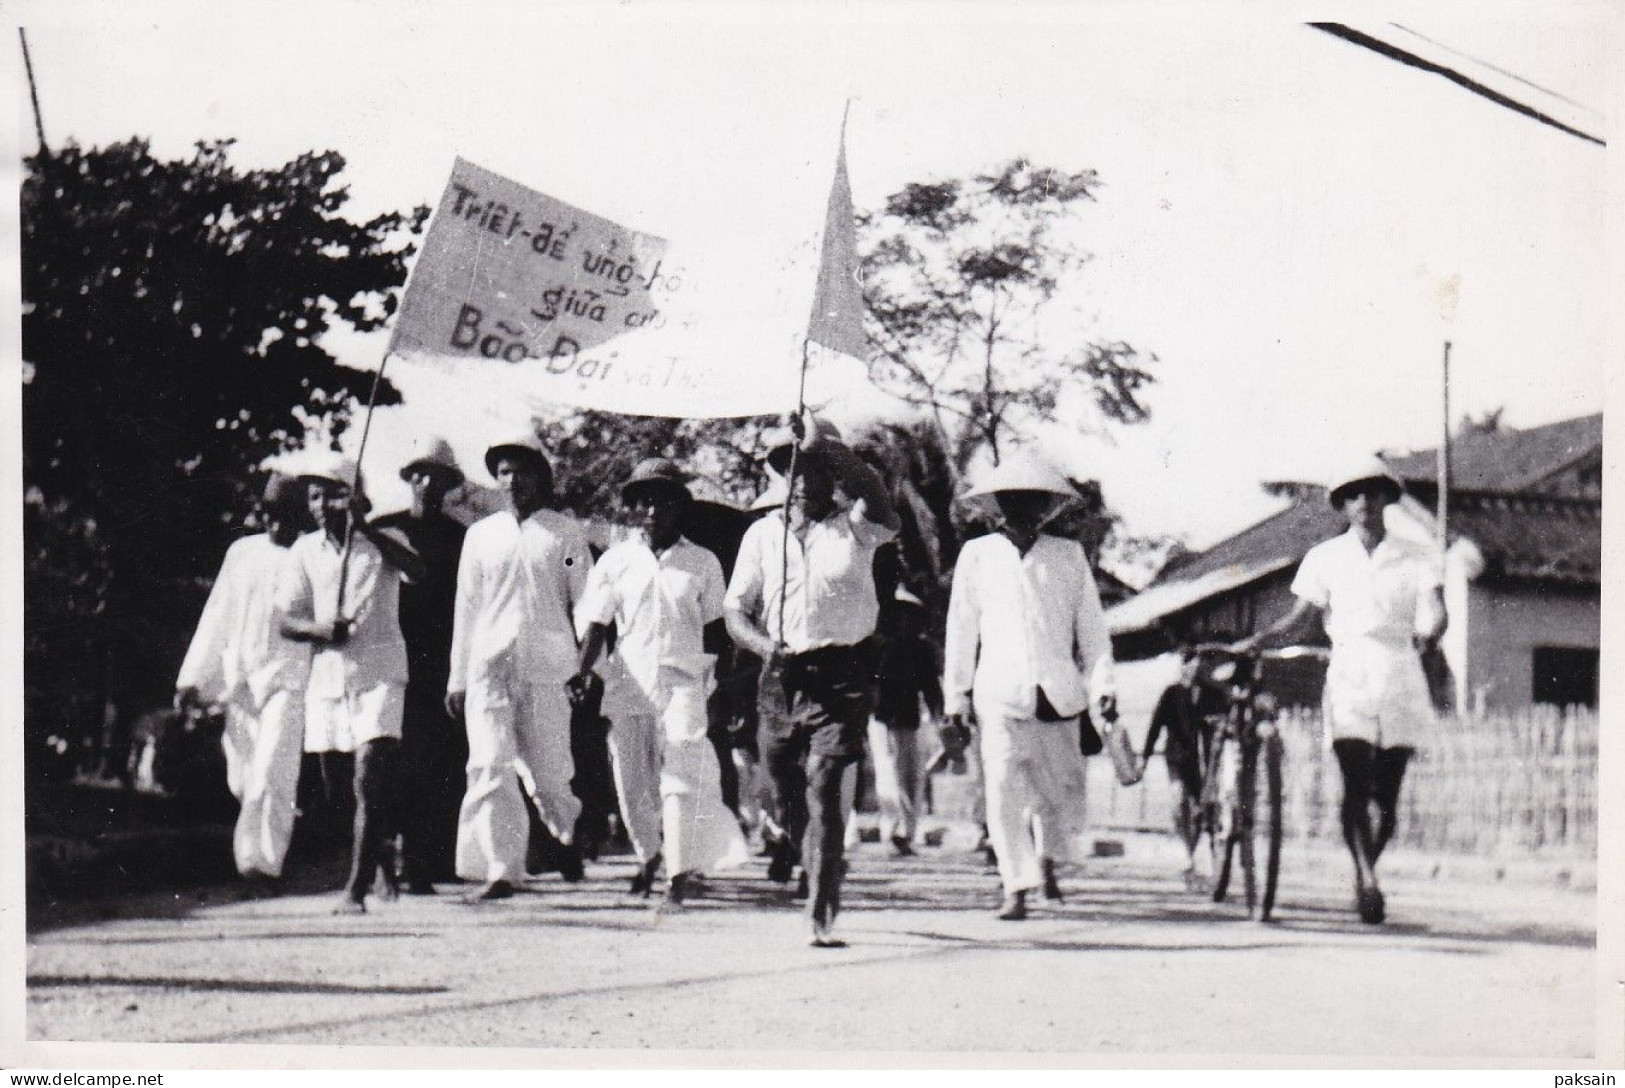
[29,974,449,997]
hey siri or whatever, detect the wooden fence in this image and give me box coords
[1087,705,1599,857]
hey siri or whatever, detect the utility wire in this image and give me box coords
[1309,22,1605,148]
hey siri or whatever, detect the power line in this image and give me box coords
[1309,22,1605,148]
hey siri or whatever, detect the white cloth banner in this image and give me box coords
[390,157,797,418]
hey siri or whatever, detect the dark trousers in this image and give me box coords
[761,645,874,927]
[398,684,465,885]
[345,737,399,902]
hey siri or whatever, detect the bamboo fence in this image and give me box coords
[1088,705,1598,857]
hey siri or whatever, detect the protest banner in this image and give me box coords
[390,157,797,418]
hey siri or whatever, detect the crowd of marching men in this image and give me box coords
[178,409,1443,944]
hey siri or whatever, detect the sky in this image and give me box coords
[8,0,1616,559]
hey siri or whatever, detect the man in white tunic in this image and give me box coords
[175,474,311,881]
[943,455,1116,921]
[279,452,424,913]
[571,458,750,905]
[726,413,900,947]
[446,433,592,902]
[1239,456,1445,924]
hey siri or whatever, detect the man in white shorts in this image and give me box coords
[175,474,311,883]
[571,458,750,906]
[279,452,424,914]
[1239,456,1446,924]
[446,433,592,902]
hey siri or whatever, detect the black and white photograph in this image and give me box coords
[3,0,1620,1072]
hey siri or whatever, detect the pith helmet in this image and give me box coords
[1327,455,1403,507]
[621,457,690,502]
[484,431,552,482]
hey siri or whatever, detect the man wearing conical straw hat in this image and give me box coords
[942,451,1117,922]
[1238,455,1446,925]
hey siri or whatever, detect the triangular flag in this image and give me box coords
[805,125,869,360]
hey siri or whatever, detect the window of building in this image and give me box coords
[1531,646,1598,708]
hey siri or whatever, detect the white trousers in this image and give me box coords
[633,714,749,878]
[227,689,305,878]
[605,713,663,865]
[867,719,922,843]
[980,715,1091,894]
[457,675,581,884]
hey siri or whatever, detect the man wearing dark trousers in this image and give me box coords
[373,437,468,894]
[724,412,899,947]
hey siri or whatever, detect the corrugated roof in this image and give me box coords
[1385,414,1602,491]
[1111,487,1600,633]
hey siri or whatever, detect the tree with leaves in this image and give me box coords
[860,157,1156,475]
[22,137,426,759]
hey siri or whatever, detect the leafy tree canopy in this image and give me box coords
[860,157,1157,472]
[22,137,426,721]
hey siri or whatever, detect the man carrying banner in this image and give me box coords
[447,432,592,902]
[942,454,1116,921]
[175,474,312,883]
[571,458,751,905]
[372,437,468,894]
[279,453,425,914]
[724,413,899,947]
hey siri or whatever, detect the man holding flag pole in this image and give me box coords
[722,113,899,947]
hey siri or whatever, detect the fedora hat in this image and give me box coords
[484,431,552,482]
[260,473,306,511]
[297,449,360,491]
[1327,455,1403,507]
[621,457,690,501]
[762,416,844,475]
[963,452,1077,500]
[399,435,464,488]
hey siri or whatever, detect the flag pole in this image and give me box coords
[19,29,47,155]
[1437,340,1451,551]
[777,337,811,654]
[334,349,392,621]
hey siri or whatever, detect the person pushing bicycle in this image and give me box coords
[1235,456,1446,925]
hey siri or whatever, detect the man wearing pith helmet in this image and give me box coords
[446,430,593,902]
[724,410,900,947]
[571,457,750,907]
[942,452,1117,922]
[1238,455,1445,925]
[372,436,468,894]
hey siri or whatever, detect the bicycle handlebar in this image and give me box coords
[1188,642,1330,662]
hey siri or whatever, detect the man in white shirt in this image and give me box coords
[446,433,592,902]
[942,454,1116,921]
[279,452,424,914]
[1239,456,1445,924]
[725,413,900,947]
[176,474,312,882]
[571,458,750,905]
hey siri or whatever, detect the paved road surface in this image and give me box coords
[25,836,1597,1060]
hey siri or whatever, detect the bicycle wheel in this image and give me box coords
[1259,723,1285,922]
[1237,735,1259,917]
[1209,732,1238,904]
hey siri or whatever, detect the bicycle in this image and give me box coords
[1186,643,1328,921]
